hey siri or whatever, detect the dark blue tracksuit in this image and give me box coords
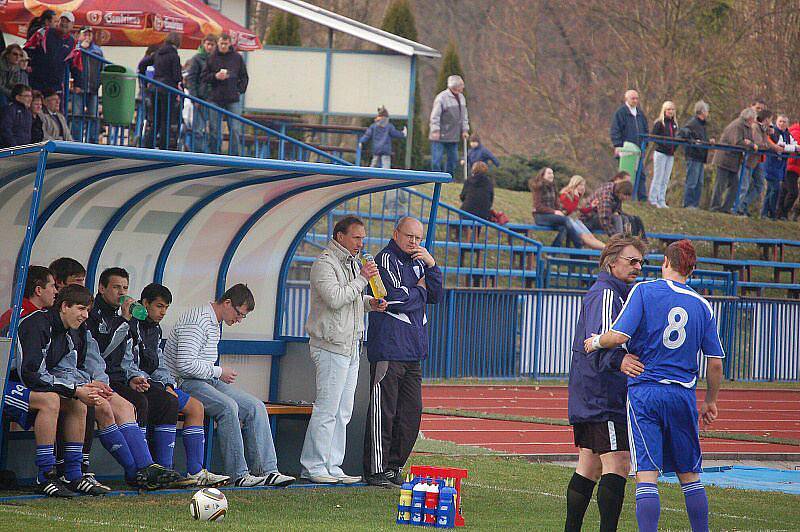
[363,238,443,475]
[568,272,630,428]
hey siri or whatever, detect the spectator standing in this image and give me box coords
[186,34,217,153]
[529,167,582,248]
[0,83,33,148]
[163,284,295,487]
[153,32,183,150]
[648,101,678,208]
[362,217,443,488]
[429,75,469,179]
[25,12,82,97]
[359,106,406,168]
[778,122,800,220]
[735,109,779,216]
[71,27,104,143]
[41,88,72,141]
[678,100,712,208]
[709,108,756,213]
[202,33,249,155]
[137,44,160,148]
[564,235,646,532]
[465,133,500,169]
[610,89,649,200]
[300,216,387,484]
[0,44,25,106]
[30,90,45,142]
[559,175,606,250]
[459,161,495,247]
[764,115,797,219]
[26,10,56,40]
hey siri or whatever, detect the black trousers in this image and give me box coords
[110,381,179,426]
[363,361,422,476]
[777,171,799,219]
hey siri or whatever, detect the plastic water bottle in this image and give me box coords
[396,474,413,524]
[436,479,457,528]
[410,478,427,525]
[423,478,439,526]
[145,65,155,79]
[361,252,387,299]
[120,296,148,321]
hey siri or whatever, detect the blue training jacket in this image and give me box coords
[567,271,631,425]
[366,238,443,362]
[359,121,405,156]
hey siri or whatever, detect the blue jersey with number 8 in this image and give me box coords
[611,279,725,388]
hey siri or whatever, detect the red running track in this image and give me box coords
[421,385,800,457]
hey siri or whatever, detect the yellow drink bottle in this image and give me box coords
[361,252,387,299]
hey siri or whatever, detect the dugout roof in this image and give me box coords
[0,141,450,344]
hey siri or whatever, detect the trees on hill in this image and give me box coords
[265,11,301,46]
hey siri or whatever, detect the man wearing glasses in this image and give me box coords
[0,83,32,148]
[163,284,295,488]
[565,234,647,532]
[362,217,443,488]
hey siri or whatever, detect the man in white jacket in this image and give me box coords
[163,284,295,488]
[300,216,387,484]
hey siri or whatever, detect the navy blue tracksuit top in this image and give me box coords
[366,238,443,362]
[567,271,631,425]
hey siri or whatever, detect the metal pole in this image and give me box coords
[404,55,417,170]
[426,183,442,246]
[633,140,647,201]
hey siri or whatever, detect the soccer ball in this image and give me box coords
[190,487,228,522]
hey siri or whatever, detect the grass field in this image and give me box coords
[2,443,798,531]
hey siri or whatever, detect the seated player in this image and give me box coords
[0,265,57,332]
[585,240,724,532]
[17,284,184,490]
[48,257,86,289]
[129,283,229,486]
[86,267,193,487]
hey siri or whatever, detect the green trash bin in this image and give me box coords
[618,141,641,176]
[101,64,136,126]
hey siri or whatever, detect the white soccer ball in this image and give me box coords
[190,487,228,522]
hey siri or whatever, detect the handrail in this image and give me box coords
[75,49,351,165]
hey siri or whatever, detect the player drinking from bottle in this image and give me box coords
[301,216,387,484]
[585,240,724,532]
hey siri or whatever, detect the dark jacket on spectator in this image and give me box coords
[186,46,212,100]
[367,239,443,363]
[31,111,44,142]
[712,117,753,173]
[581,182,622,236]
[568,271,630,425]
[652,116,678,155]
[459,170,494,220]
[25,28,81,92]
[0,100,32,147]
[467,143,500,168]
[678,116,710,163]
[765,126,791,183]
[153,43,182,88]
[359,118,405,156]
[529,177,559,215]
[202,49,248,105]
[86,295,130,384]
[0,56,23,100]
[80,42,104,93]
[610,104,648,148]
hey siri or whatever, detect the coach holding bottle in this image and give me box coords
[362,217,443,488]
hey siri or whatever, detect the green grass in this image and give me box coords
[2,447,798,531]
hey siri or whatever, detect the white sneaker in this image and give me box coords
[301,473,340,484]
[264,472,295,487]
[332,474,362,485]
[187,469,230,487]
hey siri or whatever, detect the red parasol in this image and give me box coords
[0,0,261,50]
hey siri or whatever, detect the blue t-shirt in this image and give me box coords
[611,279,725,388]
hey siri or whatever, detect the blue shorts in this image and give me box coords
[627,383,702,474]
[175,388,191,411]
[3,380,34,430]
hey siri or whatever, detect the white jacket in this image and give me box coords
[306,239,372,356]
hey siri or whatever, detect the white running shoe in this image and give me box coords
[187,469,230,487]
[234,472,295,488]
[301,473,339,484]
[332,474,362,485]
[264,472,295,487]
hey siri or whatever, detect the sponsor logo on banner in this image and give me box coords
[87,10,103,25]
[232,31,259,49]
[153,15,184,33]
[96,29,112,45]
[102,11,145,29]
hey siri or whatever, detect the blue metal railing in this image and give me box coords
[66,50,350,164]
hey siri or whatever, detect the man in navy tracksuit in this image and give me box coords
[565,235,647,532]
[363,217,443,487]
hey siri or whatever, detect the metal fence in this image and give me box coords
[279,283,800,382]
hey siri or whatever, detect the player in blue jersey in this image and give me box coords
[584,240,724,532]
